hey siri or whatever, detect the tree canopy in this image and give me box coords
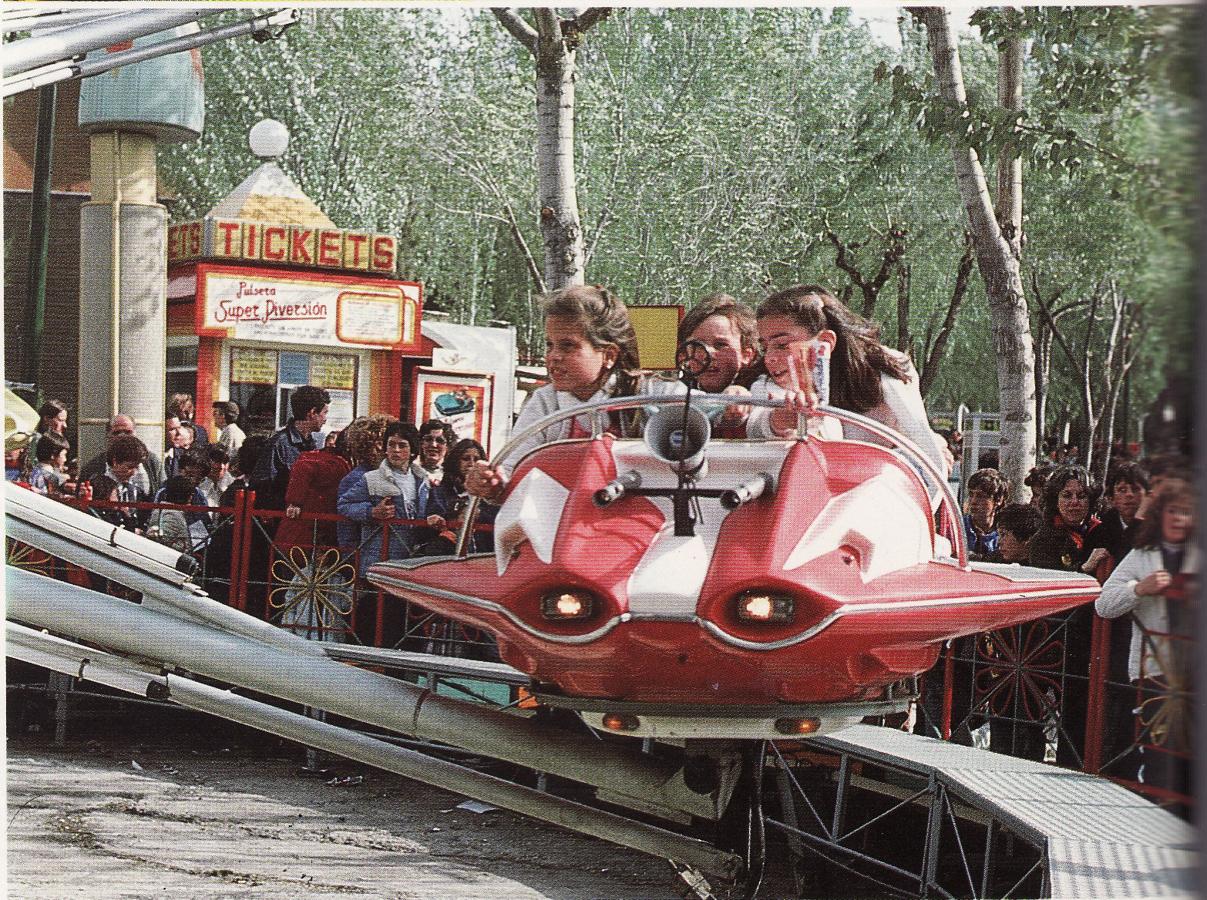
[160,6,1198,438]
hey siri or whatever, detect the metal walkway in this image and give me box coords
[807,724,1197,898]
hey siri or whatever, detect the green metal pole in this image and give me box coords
[24,83,56,403]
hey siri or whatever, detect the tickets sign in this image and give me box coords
[195,263,422,352]
[169,218,397,274]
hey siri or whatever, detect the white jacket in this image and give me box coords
[748,362,945,466]
[1096,543,1199,680]
[504,374,685,471]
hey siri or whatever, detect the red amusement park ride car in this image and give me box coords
[369,393,1099,739]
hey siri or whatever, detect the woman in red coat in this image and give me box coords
[271,430,353,641]
[276,431,352,552]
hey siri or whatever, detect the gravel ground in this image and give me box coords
[5,701,688,899]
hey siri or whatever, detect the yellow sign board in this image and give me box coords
[231,347,278,384]
[310,353,357,390]
[627,305,683,370]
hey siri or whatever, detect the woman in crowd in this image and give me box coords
[423,438,495,555]
[334,415,395,552]
[1028,463,1101,769]
[273,429,354,640]
[1097,475,1196,807]
[277,429,352,556]
[1029,465,1100,572]
[28,399,68,467]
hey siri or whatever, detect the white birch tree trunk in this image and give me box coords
[534,11,585,291]
[914,6,1037,500]
[493,8,610,293]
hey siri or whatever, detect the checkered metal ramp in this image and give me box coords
[809,724,1197,898]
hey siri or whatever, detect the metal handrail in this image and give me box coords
[455,393,966,567]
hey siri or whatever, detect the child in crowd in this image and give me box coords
[147,475,206,553]
[963,468,1008,559]
[27,430,70,497]
[988,503,1043,563]
[5,433,29,483]
[338,421,430,574]
[467,285,683,501]
[1082,460,1149,582]
[154,447,212,527]
[86,474,138,531]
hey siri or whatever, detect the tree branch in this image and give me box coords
[490,8,537,54]
[919,234,975,398]
[499,196,547,295]
[431,202,508,225]
[568,8,612,35]
[1032,288,1080,368]
[533,7,561,53]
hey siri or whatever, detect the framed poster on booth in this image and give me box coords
[413,369,494,455]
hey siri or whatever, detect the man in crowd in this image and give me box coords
[213,400,245,456]
[78,415,166,497]
[251,385,330,510]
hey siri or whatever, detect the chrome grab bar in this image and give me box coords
[455,393,965,568]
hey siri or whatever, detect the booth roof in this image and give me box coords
[207,161,335,228]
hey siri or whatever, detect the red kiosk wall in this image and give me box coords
[195,337,222,439]
[369,350,403,419]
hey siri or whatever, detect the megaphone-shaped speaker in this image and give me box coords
[644,404,711,474]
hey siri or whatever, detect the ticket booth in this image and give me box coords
[164,151,423,437]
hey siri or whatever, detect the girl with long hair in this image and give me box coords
[467,285,682,500]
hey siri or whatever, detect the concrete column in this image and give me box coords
[78,131,166,462]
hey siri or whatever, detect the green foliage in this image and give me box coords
[157,7,1195,422]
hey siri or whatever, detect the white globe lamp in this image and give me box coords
[249,118,289,159]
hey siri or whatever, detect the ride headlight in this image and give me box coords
[540,589,596,621]
[735,590,795,624]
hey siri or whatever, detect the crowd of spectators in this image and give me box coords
[932,445,1195,810]
[6,388,493,652]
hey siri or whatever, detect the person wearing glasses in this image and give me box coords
[414,420,455,485]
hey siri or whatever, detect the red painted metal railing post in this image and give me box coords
[941,641,954,740]
[236,490,258,613]
[227,490,247,612]
[375,522,390,646]
[1083,614,1112,774]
